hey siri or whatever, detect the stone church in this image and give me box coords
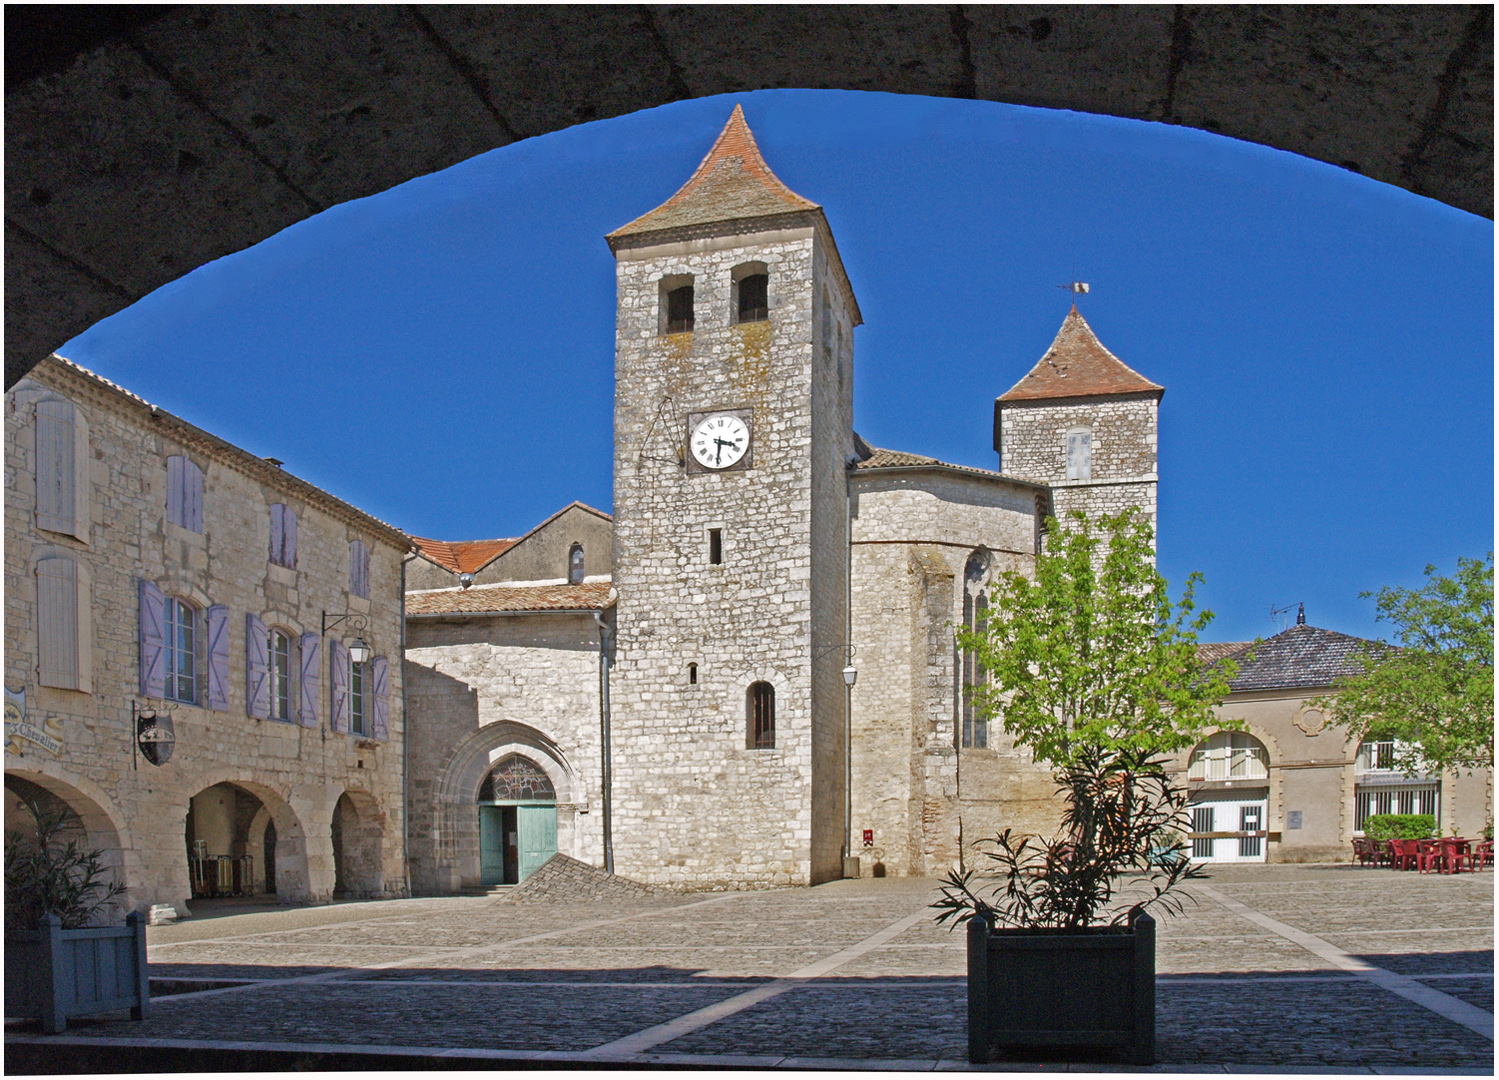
[403,106,1164,892]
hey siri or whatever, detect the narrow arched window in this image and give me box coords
[961,549,991,748]
[748,682,775,749]
[568,543,585,585]
[1033,493,1050,555]
[661,274,695,334]
[688,662,698,685]
[1065,427,1092,481]
[269,629,293,722]
[737,274,767,323]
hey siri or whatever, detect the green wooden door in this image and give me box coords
[478,806,505,886]
[516,804,557,881]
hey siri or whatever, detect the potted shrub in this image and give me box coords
[4,793,148,1033]
[942,510,1235,1065]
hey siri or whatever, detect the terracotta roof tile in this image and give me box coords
[409,536,519,575]
[607,105,820,242]
[406,581,613,616]
[998,307,1163,402]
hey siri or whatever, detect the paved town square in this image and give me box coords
[7,863,1492,1072]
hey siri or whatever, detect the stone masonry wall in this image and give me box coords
[609,226,848,889]
[5,364,407,913]
[999,392,1159,540]
[848,471,1061,877]
[404,612,603,893]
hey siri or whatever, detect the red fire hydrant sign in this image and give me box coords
[862,829,874,847]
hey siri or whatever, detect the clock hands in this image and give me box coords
[713,435,742,465]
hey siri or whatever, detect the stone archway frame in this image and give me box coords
[184,775,314,903]
[429,720,581,890]
[3,766,136,909]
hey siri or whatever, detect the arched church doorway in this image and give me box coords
[477,755,557,885]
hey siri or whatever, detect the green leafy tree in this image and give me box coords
[1322,553,1493,775]
[960,508,1235,767]
[934,510,1232,930]
[4,793,126,933]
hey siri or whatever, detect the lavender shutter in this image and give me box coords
[370,655,389,741]
[245,613,270,719]
[138,579,167,697]
[166,456,185,527]
[283,508,297,569]
[184,460,203,532]
[329,638,349,733]
[349,540,369,598]
[298,632,320,727]
[269,504,284,564]
[206,604,230,711]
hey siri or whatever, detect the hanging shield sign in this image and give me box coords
[138,713,175,766]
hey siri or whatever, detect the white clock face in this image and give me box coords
[690,414,750,470]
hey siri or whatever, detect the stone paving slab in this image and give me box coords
[8,865,1492,1070]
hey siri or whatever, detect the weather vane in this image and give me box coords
[1057,280,1089,306]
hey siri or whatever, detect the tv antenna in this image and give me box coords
[1269,601,1304,633]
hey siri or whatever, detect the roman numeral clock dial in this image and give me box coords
[689,413,750,470]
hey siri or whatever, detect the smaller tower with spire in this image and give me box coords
[994,306,1164,546]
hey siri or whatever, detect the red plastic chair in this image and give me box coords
[1441,838,1476,873]
[1476,841,1494,870]
[1388,839,1418,871]
[1416,839,1445,874]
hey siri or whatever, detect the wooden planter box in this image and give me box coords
[966,909,1155,1064]
[4,911,150,1033]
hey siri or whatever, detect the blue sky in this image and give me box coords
[59,90,1492,644]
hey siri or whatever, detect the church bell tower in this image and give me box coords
[604,106,862,888]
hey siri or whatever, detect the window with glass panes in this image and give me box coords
[165,598,196,703]
[349,660,366,736]
[270,630,292,721]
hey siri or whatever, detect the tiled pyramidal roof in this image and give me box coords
[408,536,518,575]
[1209,624,1378,692]
[606,104,821,242]
[999,306,1164,402]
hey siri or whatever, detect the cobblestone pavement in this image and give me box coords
[9,863,1492,1071]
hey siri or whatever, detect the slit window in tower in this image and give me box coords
[688,662,698,685]
[737,274,768,323]
[708,528,723,565]
[666,285,695,333]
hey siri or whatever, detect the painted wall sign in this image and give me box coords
[4,686,65,755]
[138,712,176,766]
[862,829,874,847]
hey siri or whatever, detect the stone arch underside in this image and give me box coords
[4,769,132,909]
[184,775,314,903]
[6,6,1491,386]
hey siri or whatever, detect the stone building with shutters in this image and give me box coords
[4,355,413,916]
[403,107,1169,892]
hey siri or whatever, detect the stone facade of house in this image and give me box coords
[4,356,411,915]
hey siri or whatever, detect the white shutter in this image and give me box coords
[36,557,78,689]
[35,399,74,536]
[70,407,90,543]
